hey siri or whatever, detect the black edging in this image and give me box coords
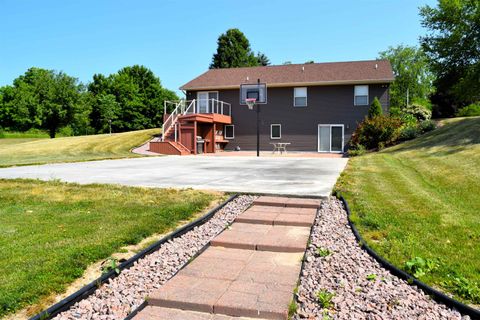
[339,195,480,320]
[30,194,238,320]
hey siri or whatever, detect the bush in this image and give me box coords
[456,103,480,117]
[347,144,366,157]
[351,115,403,150]
[403,103,432,121]
[58,126,74,137]
[399,126,420,141]
[418,120,436,133]
[400,113,418,127]
[0,127,4,139]
[368,97,383,118]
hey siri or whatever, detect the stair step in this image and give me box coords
[234,206,316,227]
[133,306,258,320]
[253,196,321,209]
[211,223,310,252]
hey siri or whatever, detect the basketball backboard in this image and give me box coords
[240,83,267,105]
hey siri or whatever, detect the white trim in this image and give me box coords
[317,124,344,153]
[293,87,307,107]
[270,124,281,139]
[224,125,234,139]
[354,85,369,106]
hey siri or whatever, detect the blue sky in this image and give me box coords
[1,0,436,95]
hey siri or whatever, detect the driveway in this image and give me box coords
[0,156,348,197]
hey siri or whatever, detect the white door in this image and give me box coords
[318,124,344,153]
[197,92,208,113]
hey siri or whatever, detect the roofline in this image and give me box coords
[180,78,394,91]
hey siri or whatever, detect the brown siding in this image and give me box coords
[187,84,389,152]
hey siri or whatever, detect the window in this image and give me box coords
[354,85,369,106]
[294,87,307,107]
[270,124,281,139]
[224,125,234,139]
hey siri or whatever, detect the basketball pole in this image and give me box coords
[256,79,260,157]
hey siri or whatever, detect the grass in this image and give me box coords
[335,116,480,305]
[0,128,160,167]
[0,179,219,317]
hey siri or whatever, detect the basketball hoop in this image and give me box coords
[245,98,256,110]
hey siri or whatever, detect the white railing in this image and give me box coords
[162,99,231,141]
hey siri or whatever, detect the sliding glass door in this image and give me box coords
[318,124,344,153]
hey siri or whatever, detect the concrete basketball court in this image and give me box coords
[0,155,348,197]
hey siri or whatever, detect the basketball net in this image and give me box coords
[245,98,256,110]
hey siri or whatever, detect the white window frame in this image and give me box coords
[317,124,344,153]
[354,85,369,106]
[224,125,234,139]
[197,91,219,113]
[294,87,308,107]
[270,124,281,139]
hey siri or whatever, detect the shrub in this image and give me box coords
[347,144,366,157]
[418,120,436,133]
[351,115,403,150]
[368,97,383,118]
[58,126,74,137]
[399,126,420,141]
[403,103,432,121]
[400,113,418,127]
[0,127,4,139]
[456,103,480,117]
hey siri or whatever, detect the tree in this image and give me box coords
[97,94,119,134]
[0,68,84,137]
[368,97,383,118]
[210,29,259,69]
[420,0,480,112]
[256,52,270,66]
[379,45,435,109]
[88,65,178,133]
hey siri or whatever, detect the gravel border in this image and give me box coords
[52,195,255,320]
[294,199,465,320]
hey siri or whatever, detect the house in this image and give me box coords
[150,59,394,155]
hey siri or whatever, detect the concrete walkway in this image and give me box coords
[134,196,320,320]
[0,156,347,197]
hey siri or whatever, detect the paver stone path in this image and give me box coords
[133,196,320,320]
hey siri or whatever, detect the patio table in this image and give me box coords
[270,142,291,154]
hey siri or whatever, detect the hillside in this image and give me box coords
[0,129,160,167]
[336,117,480,305]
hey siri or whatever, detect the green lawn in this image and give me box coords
[0,179,219,317]
[336,117,480,305]
[0,129,160,167]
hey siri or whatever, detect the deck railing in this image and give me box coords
[162,99,231,141]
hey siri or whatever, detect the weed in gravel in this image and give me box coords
[316,247,331,257]
[366,273,377,281]
[316,290,335,309]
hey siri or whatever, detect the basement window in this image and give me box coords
[271,124,281,139]
[224,125,234,139]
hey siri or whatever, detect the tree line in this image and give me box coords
[0,65,177,138]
